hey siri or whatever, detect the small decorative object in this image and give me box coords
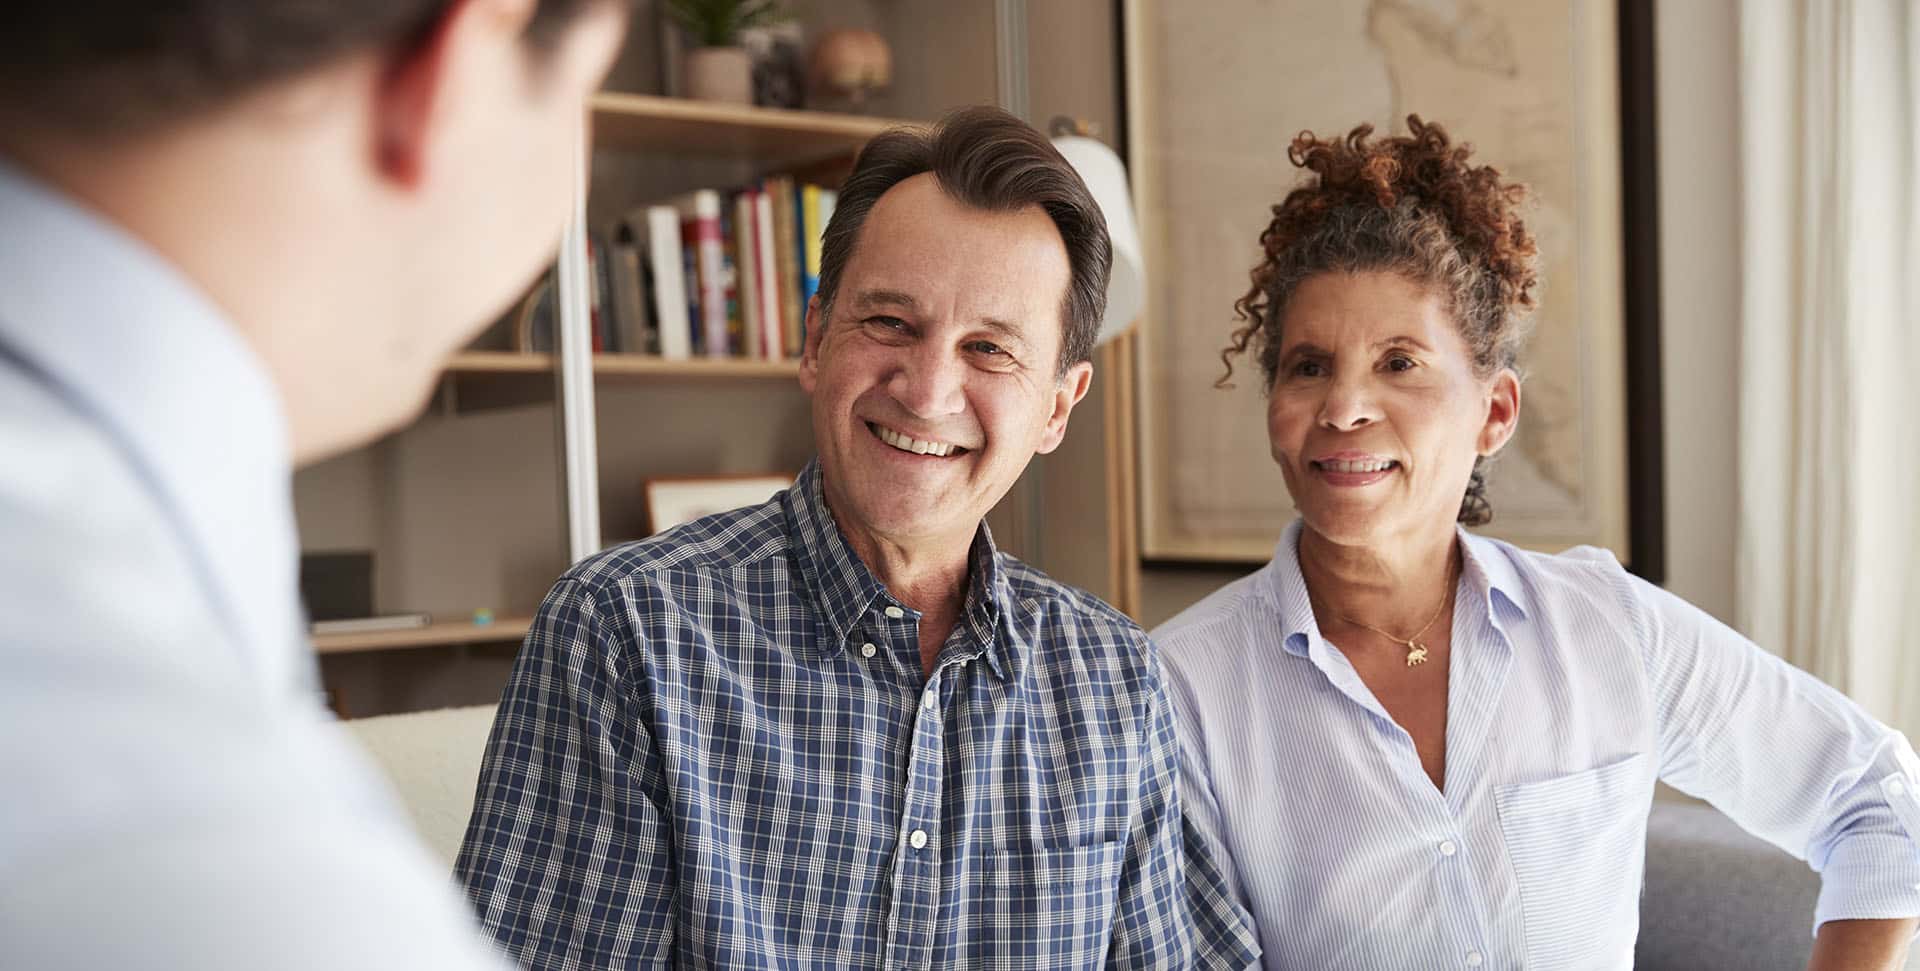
[665,0,788,105]
[471,608,495,627]
[643,473,796,535]
[512,273,556,352]
[808,28,891,108]
[742,22,807,109]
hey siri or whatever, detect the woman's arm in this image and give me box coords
[1808,917,1917,970]
[1619,569,1920,940]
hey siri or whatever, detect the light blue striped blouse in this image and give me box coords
[1155,519,1920,970]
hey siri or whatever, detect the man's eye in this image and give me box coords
[969,341,1005,356]
[867,316,907,330]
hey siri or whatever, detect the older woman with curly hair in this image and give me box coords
[1153,117,1920,970]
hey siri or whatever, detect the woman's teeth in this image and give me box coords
[874,424,960,457]
[1318,459,1396,473]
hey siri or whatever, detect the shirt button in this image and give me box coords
[884,605,905,619]
[860,642,878,658]
[922,691,938,711]
[1466,950,1483,967]
[1891,780,1908,797]
[909,829,928,850]
[1439,840,1458,857]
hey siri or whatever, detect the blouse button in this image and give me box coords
[1438,840,1458,858]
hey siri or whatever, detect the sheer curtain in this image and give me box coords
[1738,0,1919,734]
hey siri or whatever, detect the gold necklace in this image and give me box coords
[1311,562,1456,668]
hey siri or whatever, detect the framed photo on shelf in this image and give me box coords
[1124,0,1661,576]
[643,472,797,535]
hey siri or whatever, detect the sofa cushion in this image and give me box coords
[343,704,497,864]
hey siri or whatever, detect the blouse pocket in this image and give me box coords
[979,839,1128,970]
[1494,752,1652,970]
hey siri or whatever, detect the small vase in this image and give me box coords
[684,46,753,105]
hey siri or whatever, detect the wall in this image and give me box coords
[1653,0,1739,626]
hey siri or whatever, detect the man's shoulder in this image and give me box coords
[997,553,1146,642]
[559,496,793,597]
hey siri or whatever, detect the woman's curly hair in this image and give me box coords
[1221,115,1539,525]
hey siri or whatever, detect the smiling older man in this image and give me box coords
[454,107,1258,969]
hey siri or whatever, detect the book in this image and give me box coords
[753,187,783,359]
[587,232,609,353]
[733,189,762,358]
[720,206,743,355]
[608,233,651,355]
[640,205,691,360]
[767,176,803,355]
[818,189,838,238]
[800,183,825,333]
[673,189,728,359]
[682,229,702,354]
[310,612,431,636]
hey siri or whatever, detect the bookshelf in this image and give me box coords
[590,93,899,164]
[300,91,905,718]
[450,350,800,381]
[312,616,534,655]
[301,2,1135,717]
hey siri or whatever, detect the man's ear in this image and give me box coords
[1035,359,1094,455]
[797,296,825,394]
[372,0,536,187]
[1477,367,1521,457]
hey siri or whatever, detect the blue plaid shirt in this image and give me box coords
[455,460,1258,969]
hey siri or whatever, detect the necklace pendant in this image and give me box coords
[1405,642,1430,667]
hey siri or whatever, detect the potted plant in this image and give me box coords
[665,0,787,105]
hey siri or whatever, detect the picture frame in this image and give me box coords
[1122,0,1662,576]
[642,472,797,535]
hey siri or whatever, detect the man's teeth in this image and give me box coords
[1321,459,1395,473]
[876,425,959,457]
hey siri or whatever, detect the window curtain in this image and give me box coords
[1737,0,1919,734]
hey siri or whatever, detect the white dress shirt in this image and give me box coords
[0,160,508,969]
[1156,519,1920,970]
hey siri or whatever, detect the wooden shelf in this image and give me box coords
[448,351,800,381]
[591,92,911,166]
[312,617,533,655]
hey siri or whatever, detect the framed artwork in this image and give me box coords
[642,472,797,535]
[1123,0,1662,574]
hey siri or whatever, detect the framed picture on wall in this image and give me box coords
[642,473,797,536]
[1122,0,1663,576]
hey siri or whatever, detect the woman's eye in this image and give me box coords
[1385,354,1416,372]
[1290,359,1326,378]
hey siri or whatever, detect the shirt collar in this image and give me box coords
[782,459,1012,680]
[0,159,300,678]
[1259,518,1531,658]
[1458,527,1531,623]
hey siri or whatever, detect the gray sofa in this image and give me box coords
[345,708,1915,968]
[1639,798,1919,970]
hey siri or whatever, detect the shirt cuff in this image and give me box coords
[1812,772,1920,936]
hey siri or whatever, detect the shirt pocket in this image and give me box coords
[980,839,1128,969]
[1494,752,1652,970]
